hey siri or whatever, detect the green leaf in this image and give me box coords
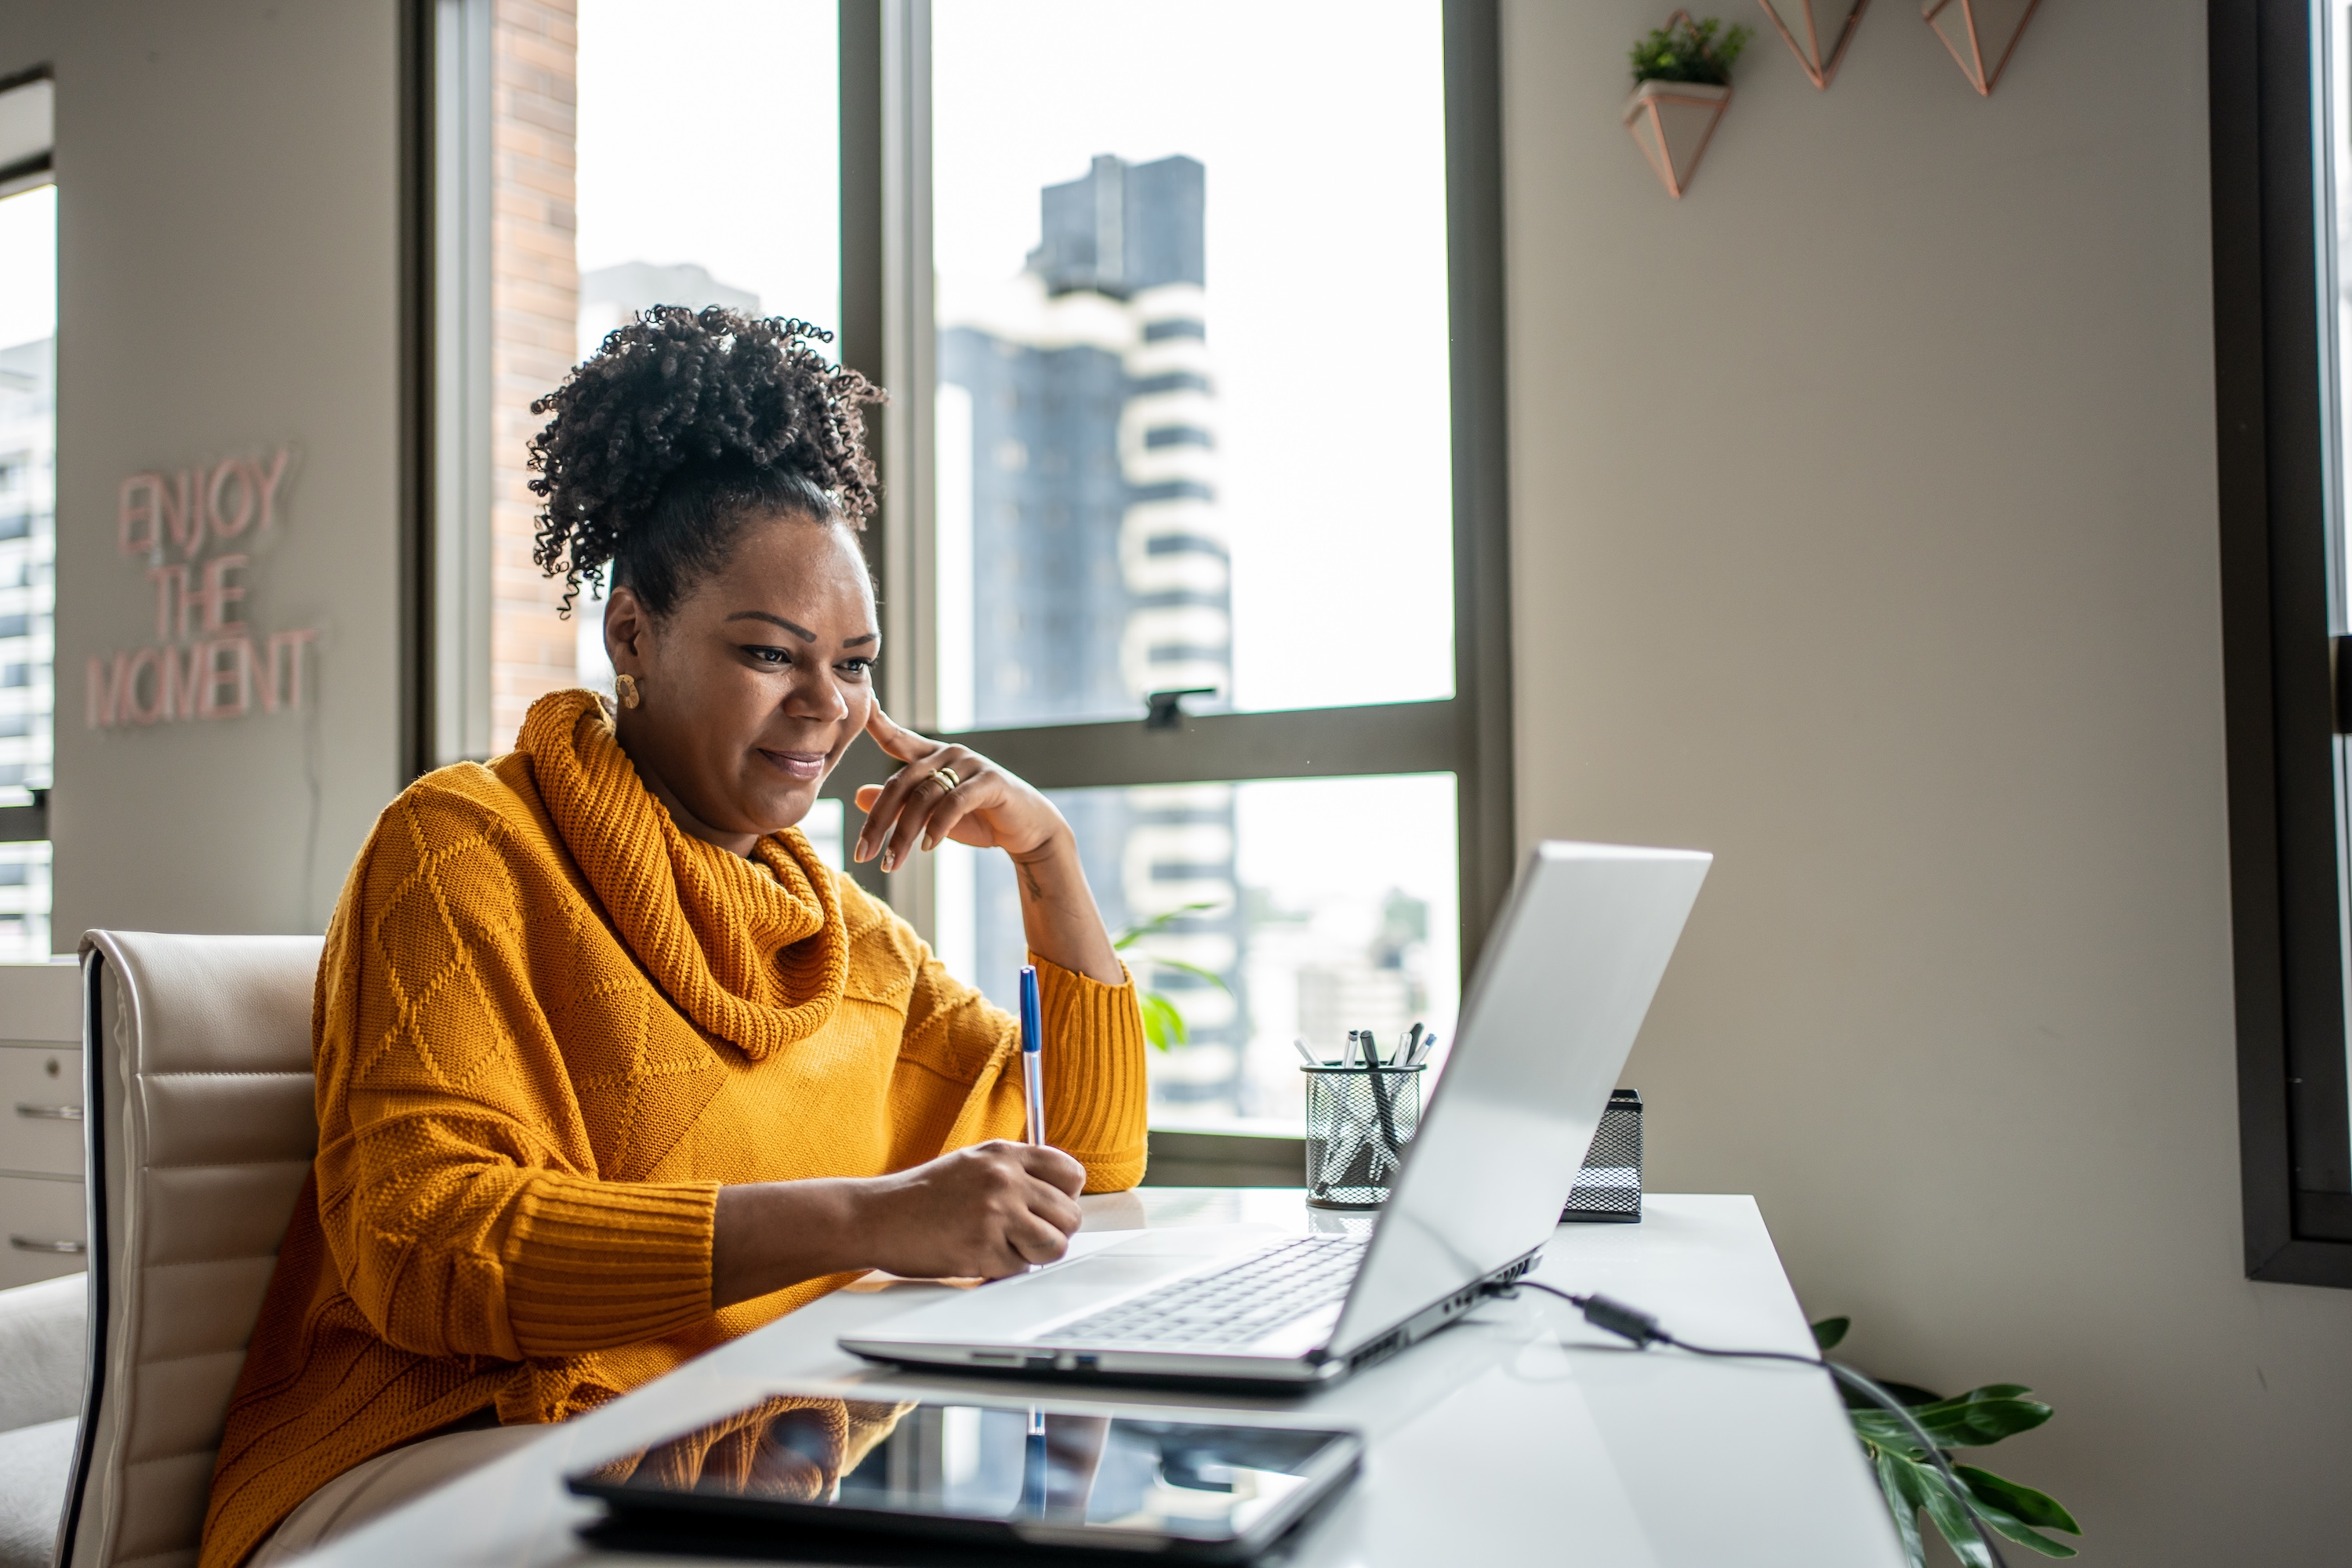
[1883,1380,1947,1407]
[1906,1393,2053,1448]
[1937,1472,2081,1559]
[1136,992,1187,1051]
[1810,1316,1850,1351]
[1955,1465,2082,1537]
[1872,1449,1929,1568]
[1839,1377,1945,1412]
[1139,955,1232,993]
[1851,1411,1930,1461]
[1963,1501,2080,1559]
[1916,1465,1997,1568]
[1112,901,1222,949]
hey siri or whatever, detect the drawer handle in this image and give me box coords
[14,1104,81,1122]
[9,1236,84,1254]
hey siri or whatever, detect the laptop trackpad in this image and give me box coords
[875,1224,1289,1341]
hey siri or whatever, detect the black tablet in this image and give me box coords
[568,1392,1362,1563]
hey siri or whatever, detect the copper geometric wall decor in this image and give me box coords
[1921,0,2041,96]
[1757,0,1871,90]
[1624,79,1731,200]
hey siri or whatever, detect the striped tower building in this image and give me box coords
[939,153,1248,1112]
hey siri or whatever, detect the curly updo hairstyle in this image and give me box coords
[527,307,884,616]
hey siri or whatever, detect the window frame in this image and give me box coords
[827,0,1519,971]
[2215,0,2352,1287]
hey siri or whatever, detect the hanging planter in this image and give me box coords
[1624,11,1752,200]
[1756,0,1871,90]
[1922,0,2041,96]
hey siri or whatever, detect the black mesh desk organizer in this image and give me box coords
[1561,1089,1643,1223]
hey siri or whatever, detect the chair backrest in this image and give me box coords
[61,932,322,1568]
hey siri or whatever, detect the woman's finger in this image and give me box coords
[1022,1171,1085,1233]
[880,752,983,870]
[1017,1142,1088,1197]
[921,789,986,852]
[1003,1207,1074,1266]
[854,757,938,863]
[863,704,937,764]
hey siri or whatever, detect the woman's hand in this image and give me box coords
[851,706,1062,872]
[851,707,1124,983]
[854,1141,1087,1280]
[710,1142,1087,1307]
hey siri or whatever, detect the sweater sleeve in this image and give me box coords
[310,781,719,1363]
[873,890,1149,1192]
[1029,953,1152,1190]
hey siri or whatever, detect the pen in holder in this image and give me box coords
[1302,1058,1427,1210]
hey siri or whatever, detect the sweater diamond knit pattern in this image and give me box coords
[200,689,1149,1568]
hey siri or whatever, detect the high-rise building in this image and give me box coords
[0,336,55,959]
[939,154,1247,1111]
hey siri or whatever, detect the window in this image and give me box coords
[423,0,840,763]
[0,70,54,962]
[421,3,1510,1131]
[2218,0,2352,1285]
[834,0,1511,1130]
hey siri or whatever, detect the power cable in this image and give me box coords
[1494,1279,2012,1568]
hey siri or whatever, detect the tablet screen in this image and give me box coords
[571,1394,1359,1549]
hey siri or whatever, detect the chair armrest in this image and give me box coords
[0,1273,84,1432]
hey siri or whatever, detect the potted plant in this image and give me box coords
[1624,11,1751,198]
[1812,1316,2085,1566]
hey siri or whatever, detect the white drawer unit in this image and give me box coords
[0,1171,84,1288]
[0,965,86,1290]
[0,957,82,1045]
[0,1041,82,1178]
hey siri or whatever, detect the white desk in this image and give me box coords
[313,1192,1903,1567]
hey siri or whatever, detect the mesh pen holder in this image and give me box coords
[1302,1064,1426,1210]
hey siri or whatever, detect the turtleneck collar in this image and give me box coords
[516,688,848,1060]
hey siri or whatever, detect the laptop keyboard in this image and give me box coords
[1050,1234,1367,1351]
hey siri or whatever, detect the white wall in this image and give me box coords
[1505,2,2352,1562]
[0,1,405,941]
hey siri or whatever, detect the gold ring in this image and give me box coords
[928,765,963,792]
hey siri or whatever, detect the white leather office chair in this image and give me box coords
[0,1273,85,1568]
[59,933,321,1568]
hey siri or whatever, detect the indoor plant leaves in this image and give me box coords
[1112,901,1230,1052]
[1628,14,1753,85]
[1812,1318,2082,1568]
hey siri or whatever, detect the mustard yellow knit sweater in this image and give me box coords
[200,689,1149,1568]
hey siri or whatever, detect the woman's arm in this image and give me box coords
[710,1139,1085,1308]
[852,707,1123,982]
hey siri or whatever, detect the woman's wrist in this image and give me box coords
[711,1175,875,1309]
[1007,819,1079,869]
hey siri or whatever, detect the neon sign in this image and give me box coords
[88,446,320,728]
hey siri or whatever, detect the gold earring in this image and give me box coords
[615,673,641,711]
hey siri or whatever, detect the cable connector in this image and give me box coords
[1483,1282,1664,1348]
[1577,1293,1664,1348]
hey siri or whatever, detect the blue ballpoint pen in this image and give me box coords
[1018,964,1047,1147]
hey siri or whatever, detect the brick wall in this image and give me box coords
[489,0,578,751]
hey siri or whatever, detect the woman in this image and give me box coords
[201,309,1149,1568]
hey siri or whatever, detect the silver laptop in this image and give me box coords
[841,840,1711,1387]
